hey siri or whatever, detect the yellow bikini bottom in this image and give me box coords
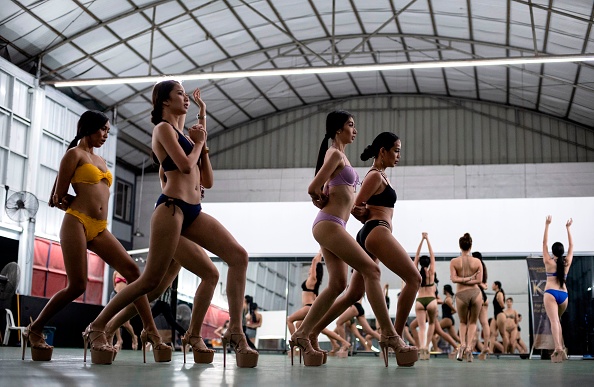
[65,208,107,242]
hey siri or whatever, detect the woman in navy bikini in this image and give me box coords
[542,215,573,363]
[88,81,258,368]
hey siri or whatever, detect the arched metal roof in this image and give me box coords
[1,0,593,170]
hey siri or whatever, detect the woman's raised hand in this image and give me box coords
[189,123,207,144]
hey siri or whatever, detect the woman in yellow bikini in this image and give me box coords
[22,111,167,364]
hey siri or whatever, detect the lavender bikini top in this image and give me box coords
[327,165,359,189]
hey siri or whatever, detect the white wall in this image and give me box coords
[196,197,593,257]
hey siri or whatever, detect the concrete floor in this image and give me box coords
[1,347,592,387]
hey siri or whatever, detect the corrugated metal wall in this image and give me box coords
[208,95,594,169]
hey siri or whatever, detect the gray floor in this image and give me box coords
[1,347,592,387]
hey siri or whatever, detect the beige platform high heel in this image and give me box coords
[82,324,116,365]
[379,334,418,367]
[140,330,172,363]
[309,335,328,364]
[289,334,324,367]
[181,332,215,364]
[22,318,53,361]
[222,331,259,368]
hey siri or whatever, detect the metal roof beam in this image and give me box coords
[238,0,331,66]
[564,2,594,119]
[15,0,176,67]
[335,0,418,66]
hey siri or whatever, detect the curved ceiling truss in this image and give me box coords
[1,0,593,171]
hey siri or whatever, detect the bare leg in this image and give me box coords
[287,306,310,335]
[415,304,428,352]
[357,316,380,341]
[181,212,252,356]
[544,293,567,354]
[310,271,366,337]
[30,216,88,335]
[335,307,357,340]
[364,227,421,336]
[478,304,490,353]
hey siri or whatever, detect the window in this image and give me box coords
[114,179,133,222]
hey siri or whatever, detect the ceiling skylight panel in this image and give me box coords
[248,24,292,47]
[476,66,507,100]
[318,8,360,36]
[444,67,478,98]
[413,68,447,94]
[217,29,260,56]
[108,14,153,40]
[392,3,432,36]
[55,58,96,81]
[45,43,85,69]
[72,27,121,54]
[547,15,589,55]
[440,42,474,61]
[150,1,185,25]
[382,71,417,93]
[31,0,92,35]
[182,40,229,65]
[93,44,145,75]
[353,7,399,34]
[350,73,388,95]
[432,6,469,41]
[509,1,548,50]
[84,0,133,20]
[160,17,209,48]
[0,12,56,48]
[197,7,244,38]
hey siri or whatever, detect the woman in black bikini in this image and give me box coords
[295,131,419,367]
[413,232,437,360]
[489,281,505,354]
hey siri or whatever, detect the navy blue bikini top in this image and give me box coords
[365,169,397,208]
[158,121,194,172]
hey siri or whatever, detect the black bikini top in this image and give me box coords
[365,169,397,208]
[301,280,320,296]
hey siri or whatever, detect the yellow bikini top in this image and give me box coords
[71,163,113,187]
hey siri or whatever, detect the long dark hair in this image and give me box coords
[444,284,454,297]
[459,233,472,251]
[360,132,399,161]
[472,251,487,284]
[419,255,430,285]
[552,242,566,288]
[314,110,353,175]
[494,280,505,299]
[67,110,109,149]
[314,262,324,295]
[151,80,180,125]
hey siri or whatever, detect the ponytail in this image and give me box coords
[68,110,109,150]
[315,110,353,175]
[151,80,180,125]
[552,242,566,288]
